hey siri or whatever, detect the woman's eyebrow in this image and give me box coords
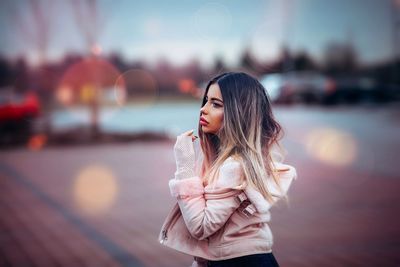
[207,96,223,103]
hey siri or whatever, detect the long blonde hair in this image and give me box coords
[199,72,285,203]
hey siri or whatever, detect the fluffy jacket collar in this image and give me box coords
[244,162,297,213]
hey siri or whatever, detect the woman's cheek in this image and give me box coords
[219,111,224,124]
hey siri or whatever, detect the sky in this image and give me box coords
[0,0,396,68]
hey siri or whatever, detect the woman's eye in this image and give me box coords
[212,102,221,108]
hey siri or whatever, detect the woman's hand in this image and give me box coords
[179,129,198,142]
[173,129,197,180]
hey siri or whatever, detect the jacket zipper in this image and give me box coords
[160,230,168,243]
[159,203,180,244]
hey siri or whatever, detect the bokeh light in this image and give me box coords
[27,134,47,151]
[305,127,358,167]
[178,78,196,94]
[90,44,103,56]
[72,164,118,216]
[55,86,74,106]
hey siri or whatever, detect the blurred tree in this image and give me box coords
[212,56,228,75]
[69,0,106,140]
[10,0,54,65]
[293,50,318,71]
[9,0,54,96]
[323,41,358,75]
[154,58,178,96]
[69,0,104,53]
[0,57,13,87]
[180,59,205,84]
[277,46,295,73]
[109,52,129,73]
[14,58,30,93]
[178,59,207,98]
[239,47,264,75]
[8,0,55,138]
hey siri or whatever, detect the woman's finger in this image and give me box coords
[191,135,198,142]
[181,129,194,136]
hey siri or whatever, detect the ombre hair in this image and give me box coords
[198,72,286,203]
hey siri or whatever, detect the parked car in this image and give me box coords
[0,88,41,144]
[259,73,285,102]
[260,71,336,104]
[322,76,400,105]
[322,76,377,104]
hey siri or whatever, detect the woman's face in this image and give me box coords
[200,83,224,134]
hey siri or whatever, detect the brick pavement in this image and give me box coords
[0,141,399,267]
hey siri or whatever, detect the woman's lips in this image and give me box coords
[200,118,208,125]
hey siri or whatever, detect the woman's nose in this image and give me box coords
[200,104,207,114]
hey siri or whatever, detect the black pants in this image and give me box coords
[207,253,280,267]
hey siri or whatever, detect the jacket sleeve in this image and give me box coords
[168,158,244,240]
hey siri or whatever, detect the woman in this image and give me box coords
[159,72,297,267]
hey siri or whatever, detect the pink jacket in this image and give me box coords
[159,156,297,262]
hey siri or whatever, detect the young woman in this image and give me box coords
[159,72,297,267]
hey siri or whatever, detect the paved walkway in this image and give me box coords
[0,140,399,266]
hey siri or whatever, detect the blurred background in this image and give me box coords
[0,0,399,266]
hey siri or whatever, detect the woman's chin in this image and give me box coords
[202,126,210,132]
[202,129,216,135]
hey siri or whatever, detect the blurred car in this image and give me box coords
[323,76,375,104]
[260,71,336,104]
[322,76,400,105]
[259,73,285,102]
[0,88,41,144]
[378,83,400,103]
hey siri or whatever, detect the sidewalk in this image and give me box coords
[0,141,399,266]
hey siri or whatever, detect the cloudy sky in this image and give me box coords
[0,0,396,67]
